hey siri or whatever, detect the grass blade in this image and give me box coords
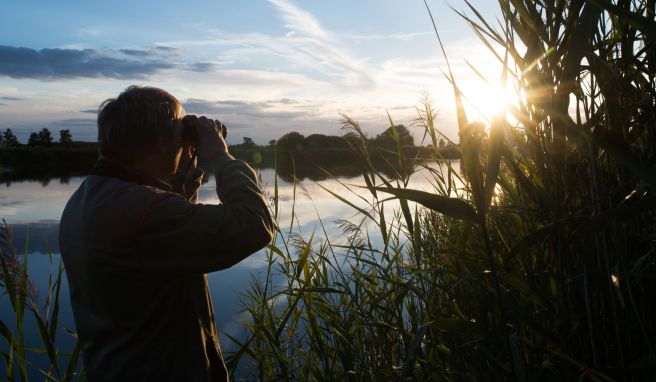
[374,187,478,223]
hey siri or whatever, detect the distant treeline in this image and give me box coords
[1,127,75,147]
[0,144,98,183]
[0,124,459,182]
[231,124,458,162]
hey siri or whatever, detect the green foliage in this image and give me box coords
[0,146,98,183]
[27,133,39,146]
[241,137,256,149]
[303,134,348,149]
[373,124,414,149]
[58,130,73,145]
[277,131,305,152]
[229,0,656,380]
[27,128,54,147]
[3,129,20,147]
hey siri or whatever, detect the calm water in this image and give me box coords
[0,164,454,375]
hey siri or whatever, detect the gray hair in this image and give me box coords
[97,85,183,164]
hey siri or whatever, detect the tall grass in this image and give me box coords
[1,221,82,381]
[228,0,656,380]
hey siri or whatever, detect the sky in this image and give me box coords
[0,0,505,145]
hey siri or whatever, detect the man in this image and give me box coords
[59,86,274,381]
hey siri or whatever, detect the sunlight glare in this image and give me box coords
[461,81,517,122]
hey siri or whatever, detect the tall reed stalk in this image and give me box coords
[1,221,82,381]
[229,0,656,380]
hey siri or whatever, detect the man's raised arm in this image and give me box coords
[133,116,274,274]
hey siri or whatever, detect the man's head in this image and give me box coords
[97,86,184,168]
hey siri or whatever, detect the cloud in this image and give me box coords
[154,46,179,54]
[268,0,331,41]
[183,98,314,121]
[185,62,218,72]
[0,199,26,208]
[53,118,96,127]
[119,49,153,57]
[153,3,431,92]
[76,27,104,37]
[181,97,341,143]
[265,0,375,88]
[1,96,22,101]
[339,31,433,42]
[80,109,98,114]
[0,45,203,80]
[389,105,415,111]
[278,98,297,105]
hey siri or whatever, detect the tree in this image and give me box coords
[3,128,20,146]
[374,124,414,149]
[28,132,40,146]
[277,131,304,152]
[59,129,73,145]
[268,139,277,147]
[38,127,53,146]
[242,137,256,149]
[342,131,363,147]
[304,134,348,149]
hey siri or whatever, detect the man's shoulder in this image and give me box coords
[62,175,185,234]
[72,175,180,211]
[85,174,169,194]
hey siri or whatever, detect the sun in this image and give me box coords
[460,81,518,122]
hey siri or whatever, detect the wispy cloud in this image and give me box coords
[53,118,96,127]
[265,0,375,88]
[268,0,331,41]
[338,31,433,42]
[76,27,105,37]
[154,2,438,95]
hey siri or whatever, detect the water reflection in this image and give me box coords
[1,160,459,378]
[1,158,418,185]
[2,173,75,187]
[1,162,459,255]
[5,220,60,255]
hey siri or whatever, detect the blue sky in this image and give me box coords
[0,0,504,144]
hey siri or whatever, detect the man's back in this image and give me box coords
[60,157,273,381]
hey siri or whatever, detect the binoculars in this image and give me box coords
[181,118,227,145]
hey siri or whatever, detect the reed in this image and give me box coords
[228,0,656,380]
[0,221,82,381]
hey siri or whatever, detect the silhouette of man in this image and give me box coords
[59,86,273,381]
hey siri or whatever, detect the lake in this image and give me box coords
[0,162,456,377]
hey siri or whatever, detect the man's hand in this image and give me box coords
[171,145,204,202]
[181,115,228,161]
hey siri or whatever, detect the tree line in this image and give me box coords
[233,124,454,152]
[1,124,456,152]
[0,127,74,147]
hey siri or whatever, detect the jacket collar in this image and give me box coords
[89,157,173,192]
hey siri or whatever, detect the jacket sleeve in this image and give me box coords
[134,152,274,274]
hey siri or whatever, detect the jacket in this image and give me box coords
[59,153,274,381]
